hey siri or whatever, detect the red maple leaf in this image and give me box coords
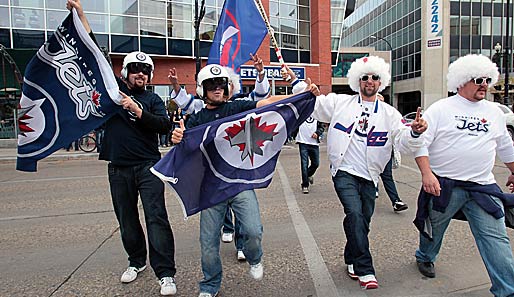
[92,90,101,106]
[481,118,487,123]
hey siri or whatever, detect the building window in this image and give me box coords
[269,0,310,63]
[0,7,9,28]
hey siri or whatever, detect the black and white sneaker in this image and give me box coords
[393,200,408,212]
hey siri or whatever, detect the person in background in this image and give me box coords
[295,116,324,194]
[376,94,408,212]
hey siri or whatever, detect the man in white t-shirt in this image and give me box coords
[295,116,324,194]
[284,56,427,290]
[413,54,514,297]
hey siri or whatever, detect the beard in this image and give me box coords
[127,75,147,92]
[361,86,378,98]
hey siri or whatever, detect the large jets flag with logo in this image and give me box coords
[16,8,121,172]
[151,92,315,217]
[207,0,267,71]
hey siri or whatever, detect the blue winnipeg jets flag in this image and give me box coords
[207,0,267,71]
[17,8,121,172]
[151,92,315,217]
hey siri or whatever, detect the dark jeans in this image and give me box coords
[222,205,244,250]
[332,170,376,276]
[108,161,176,279]
[379,155,400,205]
[299,143,319,187]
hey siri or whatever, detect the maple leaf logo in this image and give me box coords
[223,116,279,165]
[481,118,487,123]
[92,90,101,107]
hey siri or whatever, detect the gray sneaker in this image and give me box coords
[302,186,309,194]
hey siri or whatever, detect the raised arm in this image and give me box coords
[66,0,91,33]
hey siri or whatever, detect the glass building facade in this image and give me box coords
[449,0,514,66]
[1,0,225,57]
[337,0,421,82]
[0,0,312,61]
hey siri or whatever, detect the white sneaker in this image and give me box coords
[221,232,234,243]
[249,262,264,280]
[237,250,246,261]
[198,292,218,297]
[120,265,146,283]
[159,277,177,295]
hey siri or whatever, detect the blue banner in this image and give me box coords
[207,0,268,71]
[151,92,316,217]
[16,9,120,171]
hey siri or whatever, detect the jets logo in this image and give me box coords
[210,65,222,76]
[17,80,59,148]
[224,116,279,165]
[214,111,287,169]
[136,52,147,61]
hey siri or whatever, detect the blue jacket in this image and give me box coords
[414,175,514,240]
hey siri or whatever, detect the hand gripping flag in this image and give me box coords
[16,8,121,172]
[151,92,315,217]
[207,0,267,71]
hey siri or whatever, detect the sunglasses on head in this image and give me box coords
[203,77,228,91]
[360,74,381,82]
[472,77,492,85]
[127,63,152,76]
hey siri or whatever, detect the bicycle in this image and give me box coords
[78,132,97,153]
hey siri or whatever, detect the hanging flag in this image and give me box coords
[16,8,121,172]
[207,0,267,71]
[151,92,315,217]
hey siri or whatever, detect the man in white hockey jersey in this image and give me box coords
[413,54,514,297]
[285,56,427,290]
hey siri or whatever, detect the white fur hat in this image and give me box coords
[347,56,391,92]
[447,54,499,93]
[224,67,241,96]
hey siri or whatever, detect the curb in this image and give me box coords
[0,152,100,164]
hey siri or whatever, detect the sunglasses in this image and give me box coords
[472,77,492,85]
[360,74,381,82]
[203,77,228,91]
[127,63,152,76]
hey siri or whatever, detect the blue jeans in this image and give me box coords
[332,170,377,276]
[299,143,320,187]
[415,187,514,297]
[108,161,176,279]
[199,190,263,294]
[379,155,400,205]
[222,206,244,250]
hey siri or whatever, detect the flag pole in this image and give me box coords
[253,0,290,80]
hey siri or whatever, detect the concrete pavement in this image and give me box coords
[1,143,512,296]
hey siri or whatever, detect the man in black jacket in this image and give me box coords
[67,0,177,295]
